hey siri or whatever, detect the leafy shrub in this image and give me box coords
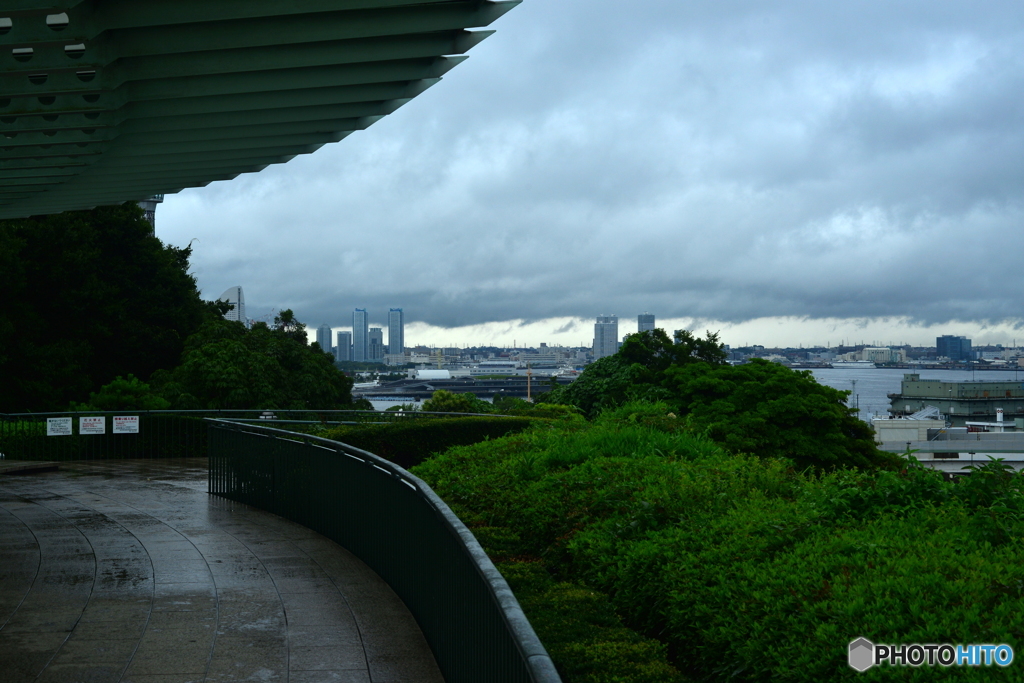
[413,418,1024,682]
[421,389,495,414]
[320,416,544,469]
[70,374,170,411]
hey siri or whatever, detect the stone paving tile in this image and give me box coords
[0,459,443,683]
[35,662,124,683]
[288,672,371,683]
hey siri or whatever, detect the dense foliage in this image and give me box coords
[0,205,213,412]
[547,329,888,470]
[71,374,171,411]
[413,411,1024,682]
[151,312,358,410]
[320,416,544,469]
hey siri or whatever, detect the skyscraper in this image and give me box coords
[336,331,352,361]
[352,309,369,361]
[369,328,384,361]
[388,308,404,355]
[593,315,619,360]
[316,323,332,352]
[638,312,655,333]
[218,286,245,323]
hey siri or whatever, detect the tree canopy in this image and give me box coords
[546,329,888,470]
[544,329,726,417]
[151,314,358,410]
[0,205,214,412]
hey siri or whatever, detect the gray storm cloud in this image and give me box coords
[160,0,1024,331]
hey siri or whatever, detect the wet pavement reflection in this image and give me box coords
[0,458,443,683]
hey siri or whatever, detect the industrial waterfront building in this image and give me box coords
[888,373,1024,426]
[936,335,973,362]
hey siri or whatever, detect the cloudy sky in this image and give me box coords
[159,0,1024,349]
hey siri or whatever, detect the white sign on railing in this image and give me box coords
[79,416,105,435]
[46,417,72,436]
[112,416,139,434]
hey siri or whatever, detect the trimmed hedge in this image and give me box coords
[319,416,546,469]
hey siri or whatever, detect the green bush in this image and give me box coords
[320,416,545,469]
[413,417,1024,682]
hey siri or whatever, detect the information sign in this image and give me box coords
[46,417,72,436]
[79,416,105,435]
[112,416,140,434]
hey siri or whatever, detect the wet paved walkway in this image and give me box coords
[0,459,444,683]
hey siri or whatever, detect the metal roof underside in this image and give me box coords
[0,0,518,219]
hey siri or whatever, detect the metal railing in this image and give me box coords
[208,419,561,683]
[0,409,502,461]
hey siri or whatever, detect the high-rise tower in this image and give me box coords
[369,328,384,361]
[316,323,332,352]
[638,312,655,333]
[336,331,352,361]
[352,309,369,361]
[218,286,245,323]
[388,308,405,355]
[593,315,619,360]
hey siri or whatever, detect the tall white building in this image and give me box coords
[593,315,619,360]
[336,331,352,361]
[316,323,332,352]
[218,286,245,323]
[638,312,655,333]
[388,308,404,355]
[352,309,369,361]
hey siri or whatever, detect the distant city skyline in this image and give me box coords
[294,311,1024,355]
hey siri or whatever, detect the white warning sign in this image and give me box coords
[112,416,140,434]
[46,417,72,436]
[79,416,106,435]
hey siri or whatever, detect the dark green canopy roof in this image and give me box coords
[0,0,518,219]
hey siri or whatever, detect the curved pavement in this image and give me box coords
[0,458,444,683]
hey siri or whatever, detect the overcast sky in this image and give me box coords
[159,0,1024,348]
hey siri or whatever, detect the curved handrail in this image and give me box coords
[206,418,561,683]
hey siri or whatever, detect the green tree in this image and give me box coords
[153,317,357,410]
[664,358,889,470]
[71,375,171,411]
[546,329,726,417]
[0,204,213,412]
[421,390,494,414]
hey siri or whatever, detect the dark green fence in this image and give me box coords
[208,419,561,683]
[0,409,499,461]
